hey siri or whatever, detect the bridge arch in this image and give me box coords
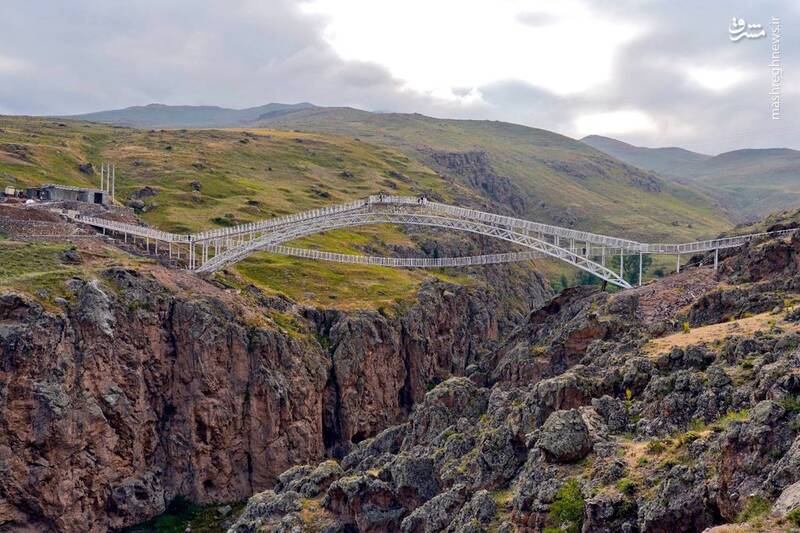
[195,210,634,288]
[71,195,793,291]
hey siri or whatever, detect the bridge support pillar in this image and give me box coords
[619,248,624,278]
[639,253,643,287]
[676,254,681,273]
[601,247,605,267]
[714,248,718,271]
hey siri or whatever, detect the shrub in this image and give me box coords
[616,478,638,496]
[548,478,585,533]
[676,431,700,447]
[682,321,691,334]
[780,396,800,413]
[736,495,770,523]
[787,507,800,526]
[646,439,665,455]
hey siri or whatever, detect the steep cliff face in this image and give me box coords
[0,266,549,531]
[230,233,800,533]
[309,279,539,454]
[0,269,330,531]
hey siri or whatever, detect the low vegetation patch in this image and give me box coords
[545,478,584,533]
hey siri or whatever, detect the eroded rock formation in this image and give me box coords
[0,265,547,531]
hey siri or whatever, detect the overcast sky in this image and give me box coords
[0,0,796,153]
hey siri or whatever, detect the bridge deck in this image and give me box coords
[60,195,796,289]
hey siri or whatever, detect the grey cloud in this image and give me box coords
[0,0,796,153]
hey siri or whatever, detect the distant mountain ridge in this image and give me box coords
[67,102,316,128]
[582,135,800,220]
[580,135,711,176]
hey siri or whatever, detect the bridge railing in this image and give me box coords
[191,198,370,242]
[264,244,541,267]
[72,214,189,242]
[424,200,643,250]
[644,229,795,254]
[365,195,644,249]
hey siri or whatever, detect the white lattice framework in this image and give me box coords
[64,195,797,289]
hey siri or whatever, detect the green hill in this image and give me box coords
[248,106,730,242]
[581,134,711,176]
[0,115,481,309]
[582,135,800,220]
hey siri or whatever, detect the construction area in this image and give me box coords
[3,162,118,206]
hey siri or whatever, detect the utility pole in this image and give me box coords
[100,163,105,191]
[112,164,116,202]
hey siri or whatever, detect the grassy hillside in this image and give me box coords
[57,103,732,241]
[582,135,800,220]
[0,112,737,305]
[249,107,730,242]
[0,116,481,309]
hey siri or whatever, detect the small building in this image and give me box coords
[3,186,16,196]
[25,184,110,205]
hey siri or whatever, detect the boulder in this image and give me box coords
[400,484,469,533]
[131,186,157,199]
[638,466,718,533]
[537,409,592,463]
[276,461,343,498]
[772,480,800,517]
[445,490,497,532]
[78,162,94,175]
[389,454,439,509]
[591,395,628,433]
[228,490,302,533]
[324,475,404,533]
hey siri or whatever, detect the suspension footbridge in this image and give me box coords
[64,195,794,289]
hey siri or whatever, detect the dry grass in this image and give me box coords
[644,309,800,355]
[298,497,334,530]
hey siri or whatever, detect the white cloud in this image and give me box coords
[685,65,753,92]
[573,110,658,137]
[301,0,643,101]
[0,54,29,73]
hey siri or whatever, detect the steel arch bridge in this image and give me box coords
[67,195,795,289]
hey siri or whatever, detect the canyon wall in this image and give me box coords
[0,267,548,531]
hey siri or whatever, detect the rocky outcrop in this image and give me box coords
[308,278,546,453]
[233,231,800,533]
[428,151,527,215]
[0,262,547,531]
[0,271,331,531]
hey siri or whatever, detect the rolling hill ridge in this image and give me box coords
[582,134,800,220]
[70,102,732,242]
